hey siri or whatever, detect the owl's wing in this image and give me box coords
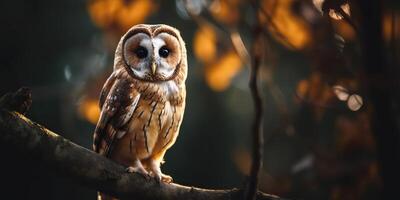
[93,76,140,156]
[99,70,118,108]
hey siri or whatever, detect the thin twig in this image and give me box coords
[245,3,264,200]
[230,30,251,65]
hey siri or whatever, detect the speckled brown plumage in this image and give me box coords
[93,24,187,200]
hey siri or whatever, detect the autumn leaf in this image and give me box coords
[88,0,155,32]
[78,97,100,124]
[260,0,311,49]
[193,25,217,63]
[313,0,351,20]
[205,51,242,91]
[209,0,241,26]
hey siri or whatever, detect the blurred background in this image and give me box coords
[0,0,399,200]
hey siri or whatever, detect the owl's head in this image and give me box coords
[114,24,187,83]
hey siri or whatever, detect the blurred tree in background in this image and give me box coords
[0,0,399,199]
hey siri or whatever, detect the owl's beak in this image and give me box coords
[151,62,157,75]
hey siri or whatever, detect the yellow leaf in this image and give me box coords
[88,0,122,28]
[193,25,217,63]
[261,0,311,49]
[78,98,100,124]
[329,3,350,20]
[88,0,155,31]
[333,20,356,41]
[383,13,400,42]
[296,79,309,98]
[209,0,240,26]
[205,51,242,91]
[313,0,351,20]
[117,0,154,31]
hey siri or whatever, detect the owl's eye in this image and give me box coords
[135,46,148,59]
[159,46,170,58]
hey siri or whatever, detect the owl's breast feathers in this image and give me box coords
[93,69,185,162]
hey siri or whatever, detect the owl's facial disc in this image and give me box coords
[123,32,181,82]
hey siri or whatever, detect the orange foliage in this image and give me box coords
[335,113,375,153]
[193,25,243,91]
[313,0,350,20]
[297,74,364,117]
[328,3,350,20]
[209,0,241,26]
[333,20,356,41]
[296,73,335,119]
[297,72,334,104]
[78,97,100,124]
[383,12,400,42]
[296,79,309,99]
[205,51,242,91]
[193,25,217,63]
[260,0,311,49]
[309,73,334,118]
[88,0,155,32]
[232,148,251,175]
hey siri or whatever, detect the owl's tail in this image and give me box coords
[98,192,118,200]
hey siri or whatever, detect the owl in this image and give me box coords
[93,24,187,189]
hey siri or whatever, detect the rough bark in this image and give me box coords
[0,89,284,200]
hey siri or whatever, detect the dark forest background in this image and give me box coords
[0,0,399,200]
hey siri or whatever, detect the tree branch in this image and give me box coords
[0,89,282,200]
[246,3,265,200]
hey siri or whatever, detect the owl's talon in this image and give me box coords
[153,173,172,184]
[161,174,173,184]
[149,170,173,184]
[147,159,173,184]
